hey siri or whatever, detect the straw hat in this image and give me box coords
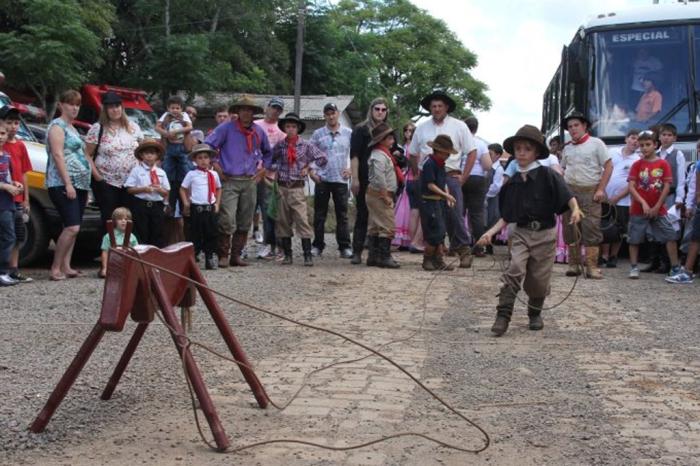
[134,139,165,160]
[188,143,217,159]
[230,94,264,115]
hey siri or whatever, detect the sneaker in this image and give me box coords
[605,256,618,268]
[340,248,353,259]
[666,271,693,284]
[241,246,248,259]
[311,247,322,257]
[9,272,33,283]
[254,230,264,244]
[257,244,272,259]
[628,266,640,279]
[0,274,18,286]
[669,265,683,277]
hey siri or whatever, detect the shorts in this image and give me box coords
[691,211,700,242]
[48,187,88,227]
[406,180,420,210]
[627,215,677,245]
[13,206,26,244]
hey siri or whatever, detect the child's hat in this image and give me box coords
[188,143,217,159]
[277,112,306,134]
[427,135,458,155]
[503,125,549,159]
[134,139,165,160]
[367,122,394,148]
[562,110,591,128]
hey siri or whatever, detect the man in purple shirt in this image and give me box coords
[205,95,272,267]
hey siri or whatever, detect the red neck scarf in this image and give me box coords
[572,133,590,145]
[377,146,405,185]
[149,167,160,186]
[430,154,446,168]
[286,135,299,165]
[197,167,217,204]
[236,119,259,154]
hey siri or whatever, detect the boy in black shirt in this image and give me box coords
[477,125,582,336]
[419,135,457,271]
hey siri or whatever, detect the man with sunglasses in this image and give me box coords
[409,90,477,268]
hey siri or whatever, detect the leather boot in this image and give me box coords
[229,231,249,267]
[527,297,545,330]
[302,238,313,266]
[457,245,473,269]
[565,245,581,276]
[492,285,517,336]
[422,245,437,271]
[217,235,231,269]
[366,236,379,267]
[281,237,293,265]
[585,246,603,279]
[351,248,363,265]
[433,244,454,271]
[377,237,400,269]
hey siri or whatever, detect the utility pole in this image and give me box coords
[293,0,306,115]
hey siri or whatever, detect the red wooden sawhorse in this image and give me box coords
[29,221,268,451]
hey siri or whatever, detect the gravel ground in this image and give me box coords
[2,237,700,465]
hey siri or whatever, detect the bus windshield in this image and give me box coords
[589,25,690,138]
[125,108,159,139]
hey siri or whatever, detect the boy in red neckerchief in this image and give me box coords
[180,144,222,270]
[626,130,681,280]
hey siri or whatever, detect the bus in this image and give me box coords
[542,2,700,157]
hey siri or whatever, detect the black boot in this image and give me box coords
[281,238,293,265]
[641,243,660,272]
[377,237,400,269]
[351,248,363,265]
[366,236,379,267]
[527,297,545,331]
[492,286,517,336]
[302,238,313,267]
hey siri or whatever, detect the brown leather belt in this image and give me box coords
[278,180,305,188]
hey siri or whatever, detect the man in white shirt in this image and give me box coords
[485,143,504,232]
[409,90,477,268]
[462,117,492,256]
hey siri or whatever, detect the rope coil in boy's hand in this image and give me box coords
[113,248,491,456]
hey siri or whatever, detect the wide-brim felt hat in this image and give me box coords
[230,94,264,115]
[134,139,165,160]
[427,134,458,155]
[503,125,550,160]
[368,122,395,148]
[188,143,217,159]
[420,90,456,113]
[277,112,306,134]
[562,110,591,129]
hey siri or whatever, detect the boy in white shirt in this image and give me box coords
[125,140,170,247]
[180,144,222,270]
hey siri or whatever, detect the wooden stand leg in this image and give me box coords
[189,263,269,409]
[30,323,106,433]
[150,270,230,451]
[101,322,149,400]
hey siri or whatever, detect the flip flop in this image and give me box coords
[65,270,84,278]
[49,274,67,281]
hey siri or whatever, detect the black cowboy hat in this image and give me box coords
[420,90,456,113]
[427,134,458,155]
[277,112,306,134]
[562,110,591,129]
[134,139,165,160]
[503,125,549,160]
[368,122,395,148]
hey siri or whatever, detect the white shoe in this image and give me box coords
[311,247,322,257]
[257,244,272,258]
[340,248,353,259]
[254,230,264,244]
[241,246,248,259]
[0,274,18,286]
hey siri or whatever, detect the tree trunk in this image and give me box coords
[210,6,221,33]
[164,0,171,38]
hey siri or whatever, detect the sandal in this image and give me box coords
[65,270,84,278]
[49,273,67,281]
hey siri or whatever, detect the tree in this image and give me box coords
[0,0,115,118]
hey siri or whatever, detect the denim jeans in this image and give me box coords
[313,181,351,251]
[162,143,191,209]
[0,209,16,274]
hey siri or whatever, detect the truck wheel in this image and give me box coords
[19,203,50,267]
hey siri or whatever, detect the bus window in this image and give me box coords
[589,26,690,137]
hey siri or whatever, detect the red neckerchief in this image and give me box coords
[286,135,299,166]
[236,119,259,154]
[197,167,217,204]
[377,146,405,185]
[572,133,590,145]
[149,167,160,186]
[430,154,446,168]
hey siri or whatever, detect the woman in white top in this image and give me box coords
[85,92,143,227]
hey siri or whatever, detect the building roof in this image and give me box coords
[190,93,355,121]
[584,2,700,31]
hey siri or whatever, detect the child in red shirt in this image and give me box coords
[0,106,33,283]
[626,130,680,279]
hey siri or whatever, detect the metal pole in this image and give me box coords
[293,0,306,115]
